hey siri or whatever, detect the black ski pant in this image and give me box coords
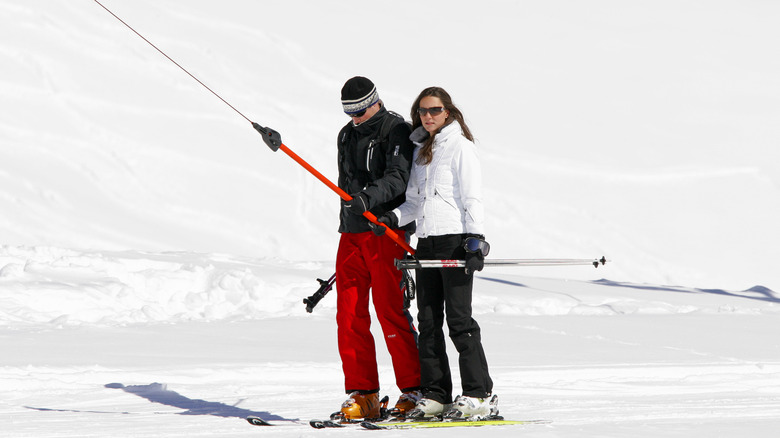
[414,234,493,404]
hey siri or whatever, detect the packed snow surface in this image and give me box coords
[2,0,779,436]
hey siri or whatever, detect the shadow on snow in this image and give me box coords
[477,276,777,304]
[105,383,294,421]
[593,280,779,304]
[26,383,295,423]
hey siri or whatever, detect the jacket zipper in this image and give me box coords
[366,140,376,172]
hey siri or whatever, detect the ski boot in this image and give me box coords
[330,391,388,423]
[405,397,450,419]
[443,394,500,420]
[389,389,422,417]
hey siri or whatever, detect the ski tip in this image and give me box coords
[360,421,386,430]
[246,416,272,426]
[310,419,348,428]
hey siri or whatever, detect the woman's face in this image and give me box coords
[418,96,450,134]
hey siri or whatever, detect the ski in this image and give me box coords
[360,417,551,430]
[247,416,381,428]
[309,416,397,429]
[245,416,273,426]
[309,419,348,429]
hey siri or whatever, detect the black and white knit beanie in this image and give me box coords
[341,76,379,114]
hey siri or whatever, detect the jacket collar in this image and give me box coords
[351,105,388,135]
[410,120,462,146]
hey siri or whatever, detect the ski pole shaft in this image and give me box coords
[395,257,607,270]
[253,123,415,255]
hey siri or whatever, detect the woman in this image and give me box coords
[376,87,496,419]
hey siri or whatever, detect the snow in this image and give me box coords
[2,0,779,436]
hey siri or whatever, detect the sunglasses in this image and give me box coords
[417,107,446,117]
[346,109,367,118]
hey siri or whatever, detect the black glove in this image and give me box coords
[370,212,399,236]
[464,251,484,275]
[343,193,369,216]
[463,234,488,275]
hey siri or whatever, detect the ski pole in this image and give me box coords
[93,0,414,255]
[303,273,336,313]
[253,123,415,255]
[395,256,607,270]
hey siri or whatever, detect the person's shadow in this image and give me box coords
[102,382,295,422]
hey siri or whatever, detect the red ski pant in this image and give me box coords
[336,231,421,393]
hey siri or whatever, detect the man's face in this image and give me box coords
[348,102,380,125]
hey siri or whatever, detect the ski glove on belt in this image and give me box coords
[464,234,488,275]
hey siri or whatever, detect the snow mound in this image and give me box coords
[0,245,324,328]
[3,246,777,330]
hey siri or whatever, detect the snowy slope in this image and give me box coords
[2,247,779,437]
[2,0,780,437]
[1,0,779,291]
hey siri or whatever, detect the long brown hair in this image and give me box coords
[410,87,474,165]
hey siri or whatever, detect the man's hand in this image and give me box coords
[343,193,369,215]
[370,212,399,236]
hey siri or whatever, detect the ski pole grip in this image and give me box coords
[252,122,282,152]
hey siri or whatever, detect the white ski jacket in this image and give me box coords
[392,121,485,238]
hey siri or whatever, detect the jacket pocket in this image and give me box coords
[434,188,458,211]
[362,140,378,173]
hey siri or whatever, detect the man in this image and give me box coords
[334,76,420,420]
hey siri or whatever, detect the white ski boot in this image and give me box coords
[444,394,499,420]
[405,397,450,419]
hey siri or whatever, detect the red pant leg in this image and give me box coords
[364,232,421,391]
[336,233,379,392]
